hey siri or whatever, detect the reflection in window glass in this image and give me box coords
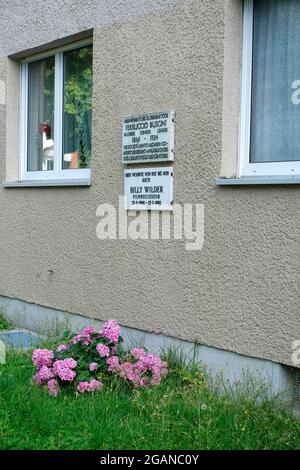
[27,56,55,171]
[63,45,93,169]
[250,0,300,163]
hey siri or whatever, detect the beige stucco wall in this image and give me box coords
[0,0,299,367]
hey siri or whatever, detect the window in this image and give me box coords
[239,0,300,177]
[20,40,93,182]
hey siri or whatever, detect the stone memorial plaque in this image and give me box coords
[124,167,173,211]
[122,111,175,164]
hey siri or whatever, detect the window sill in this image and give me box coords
[2,179,91,188]
[215,177,300,186]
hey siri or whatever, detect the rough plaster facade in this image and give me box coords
[0,0,299,368]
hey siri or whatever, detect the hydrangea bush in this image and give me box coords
[32,319,168,396]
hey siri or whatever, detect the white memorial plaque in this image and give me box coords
[124,167,173,211]
[122,111,175,164]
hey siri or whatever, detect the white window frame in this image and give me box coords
[20,39,92,182]
[239,0,300,178]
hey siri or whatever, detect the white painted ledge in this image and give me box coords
[2,179,91,188]
[215,177,300,186]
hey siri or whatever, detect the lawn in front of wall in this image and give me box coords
[0,314,11,331]
[0,349,299,450]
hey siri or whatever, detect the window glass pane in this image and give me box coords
[63,45,93,169]
[250,0,300,163]
[27,56,55,171]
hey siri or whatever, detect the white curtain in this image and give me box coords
[250,0,300,162]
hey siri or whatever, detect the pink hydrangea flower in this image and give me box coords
[118,362,140,386]
[56,344,68,352]
[33,366,53,385]
[72,333,91,345]
[131,348,146,359]
[89,362,98,372]
[53,358,77,375]
[77,379,102,393]
[52,360,64,374]
[77,381,90,393]
[62,358,77,369]
[135,360,147,374]
[39,366,54,381]
[89,379,102,392]
[110,350,168,388]
[72,334,82,344]
[53,359,76,382]
[107,355,120,373]
[119,361,133,378]
[32,349,54,369]
[47,378,59,396]
[57,367,76,382]
[33,373,44,386]
[100,319,121,343]
[82,326,95,336]
[71,327,95,346]
[96,343,110,357]
[143,354,161,369]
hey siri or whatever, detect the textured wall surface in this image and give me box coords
[0,0,182,57]
[0,0,299,367]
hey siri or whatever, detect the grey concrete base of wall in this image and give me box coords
[0,295,293,400]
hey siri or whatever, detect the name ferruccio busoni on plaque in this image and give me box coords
[122,111,175,164]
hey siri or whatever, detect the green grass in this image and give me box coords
[0,349,299,450]
[0,314,11,331]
